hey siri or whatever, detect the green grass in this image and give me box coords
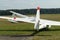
[0,14,60,40]
[41,14,60,21]
[0,19,34,35]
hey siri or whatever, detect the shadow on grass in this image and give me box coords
[0,28,60,31]
[10,29,52,37]
[10,30,52,37]
[0,28,60,37]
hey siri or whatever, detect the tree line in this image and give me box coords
[0,8,60,15]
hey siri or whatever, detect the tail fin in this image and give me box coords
[11,13,16,18]
[8,13,17,23]
[34,6,40,31]
[11,13,16,20]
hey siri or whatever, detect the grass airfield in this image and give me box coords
[0,14,60,40]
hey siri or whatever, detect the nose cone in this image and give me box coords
[14,17,16,20]
[37,6,40,10]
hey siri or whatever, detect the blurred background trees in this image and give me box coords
[0,8,60,15]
